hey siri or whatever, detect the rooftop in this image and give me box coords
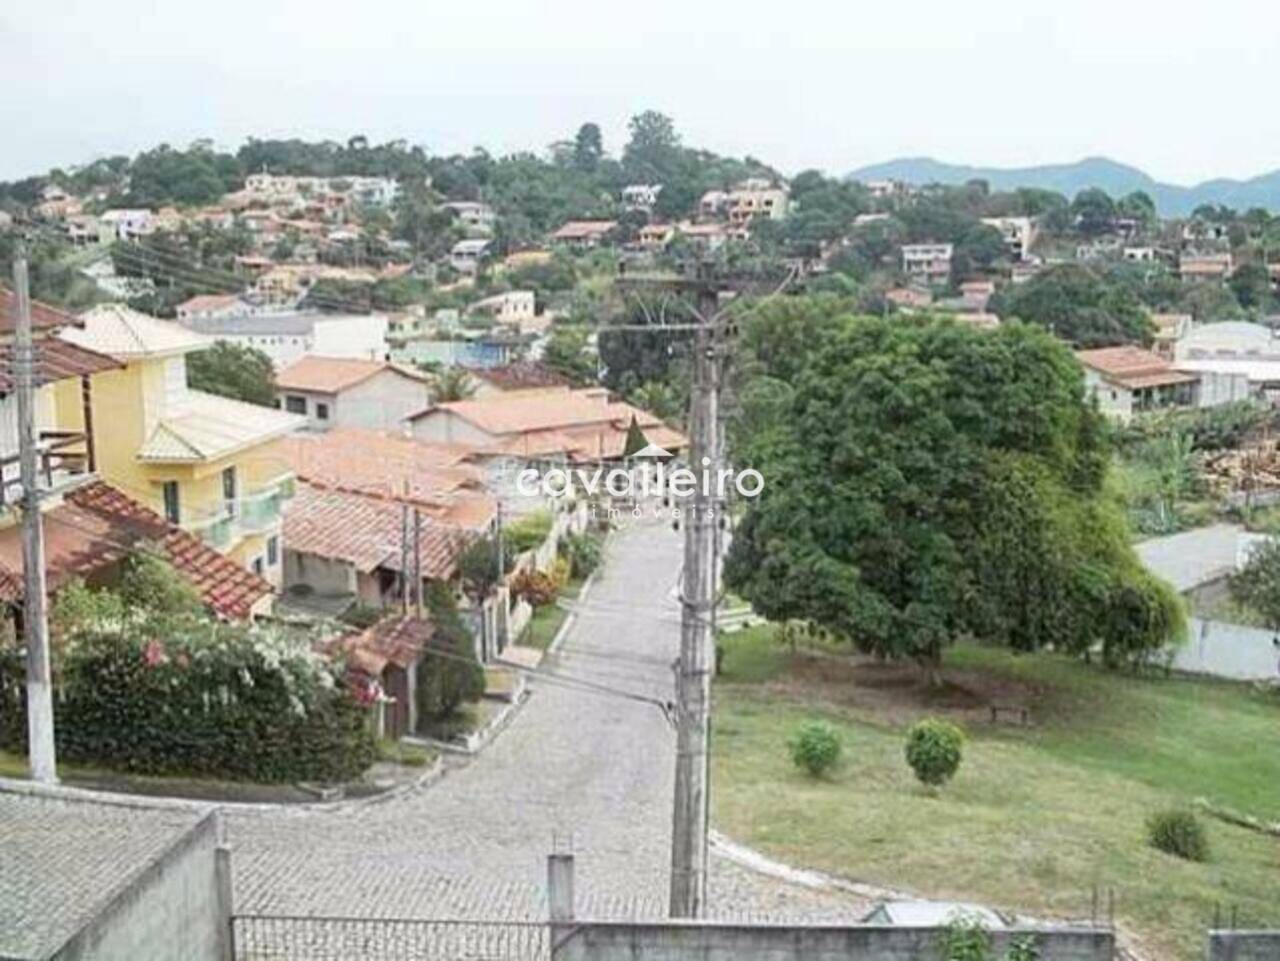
[467,361,571,393]
[0,481,273,619]
[0,792,209,961]
[137,390,304,463]
[1076,345,1199,390]
[0,337,120,392]
[551,220,617,240]
[323,615,435,676]
[63,304,211,359]
[283,480,477,579]
[275,355,425,395]
[0,286,82,334]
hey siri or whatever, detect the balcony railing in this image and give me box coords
[181,475,295,550]
[0,430,93,505]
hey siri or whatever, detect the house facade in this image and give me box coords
[181,311,389,369]
[275,356,431,432]
[57,305,303,583]
[1077,346,1201,423]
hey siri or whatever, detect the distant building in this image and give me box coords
[885,286,933,310]
[1174,321,1280,396]
[959,280,996,310]
[980,216,1038,261]
[275,356,430,432]
[442,201,497,235]
[1123,246,1158,263]
[724,181,789,225]
[1150,313,1194,359]
[450,238,492,274]
[466,362,571,398]
[637,223,676,249]
[621,184,662,212]
[181,311,389,368]
[1180,252,1234,282]
[175,294,260,323]
[550,220,617,249]
[901,243,953,285]
[467,290,537,326]
[1077,345,1201,422]
[98,208,154,241]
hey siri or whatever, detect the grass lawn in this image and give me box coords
[519,576,586,651]
[713,625,1280,961]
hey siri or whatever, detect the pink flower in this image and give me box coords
[142,640,168,668]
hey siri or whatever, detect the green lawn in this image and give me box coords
[713,626,1280,961]
[519,576,586,650]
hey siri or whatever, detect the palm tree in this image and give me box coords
[428,366,477,403]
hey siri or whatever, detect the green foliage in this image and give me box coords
[990,263,1152,347]
[905,718,965,788]
[935,916,993,961]
[186,342,276,409]
[415,583,484,721]
[539,326,597,385]
[121,143,243,207]
[1146,809,1209,862]
[725,305,1184,676]
[505,511,553,553]
[426,366,477,402]
[561,532,604,579]
[458,535,515,600]
[1229,538,1280,631]
[788,720,841,777]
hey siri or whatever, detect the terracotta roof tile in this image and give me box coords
[0,286,79,333]
[275,356,411,394]
[0,482,272,620]
[467,362,570,393]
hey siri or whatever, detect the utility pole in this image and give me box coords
[412,506,423,618]
[614,262,788,919]
[13,249,57,783]
[668,279,722,919]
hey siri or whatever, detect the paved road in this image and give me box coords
[229,517,865,922]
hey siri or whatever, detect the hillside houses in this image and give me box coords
[275,356,431,432]
[180,310,388,368]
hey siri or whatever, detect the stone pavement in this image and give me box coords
[228,517,870,923]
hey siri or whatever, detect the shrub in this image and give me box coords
[905,717,965,788]
[1146,808,1209,862]
[512,570,559,608]
[506,511,554,553]
[789,720,841,777]
[561,531,604,578]
[415,583,485,722]
[548,556,572,590]
[935,915,992,961]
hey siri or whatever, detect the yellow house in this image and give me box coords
[56,305,304,584]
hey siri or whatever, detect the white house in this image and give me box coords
[466,290,537,326]
[901,243,953,284]
[442,201,496,235]
[980,217,1037,261]
[1174,321,1280,396]
[98,209,155,241]
[622,184,662,211]
[181,311,389,368]
[275,356,431,432]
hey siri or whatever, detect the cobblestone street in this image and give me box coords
[229,517,868,923]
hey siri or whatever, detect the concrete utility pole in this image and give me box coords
[668,280,722,919]
[13,249,57,784]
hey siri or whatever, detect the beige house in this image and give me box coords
[275,356,431,432]
[1077,346,1200,423]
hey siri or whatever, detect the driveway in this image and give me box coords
[228,517,865,922]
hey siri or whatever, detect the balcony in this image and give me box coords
[0,430,94,506]
[181,475,295,550]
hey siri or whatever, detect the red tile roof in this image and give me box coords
[323,615,434,676]
[283,481,477,580]
[0,286,82,333]
[0,336,121,392]
[467,362,570,393]
[1076,346,1199,390]
[0,482,273,620]
[275,356,415,394]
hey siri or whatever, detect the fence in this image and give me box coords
[231,916,550,960]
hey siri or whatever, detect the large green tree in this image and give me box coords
[186,341,276,407]
[725,307,1183,683]
[991,263,1153,346]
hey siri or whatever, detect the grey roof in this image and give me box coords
[0,791,207,959]
[183,312,368,337]
[1135,523,1243,592]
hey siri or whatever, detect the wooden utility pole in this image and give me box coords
[13,249,57,783]
[412,507,423,618]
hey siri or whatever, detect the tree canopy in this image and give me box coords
[724,302,1184,681]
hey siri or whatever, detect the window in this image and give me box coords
[284,395,307,414]
[222,466,237,515]
[251,557,264,576]
[267,535,279,566]
[162,481,180,524]
[316,402,329,421]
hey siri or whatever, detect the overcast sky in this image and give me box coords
[3,0,1278,184]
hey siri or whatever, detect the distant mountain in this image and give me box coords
[845,156,1280,216]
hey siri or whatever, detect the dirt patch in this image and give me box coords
[751,650,1055,728]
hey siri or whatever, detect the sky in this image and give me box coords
[3,0,1279,184]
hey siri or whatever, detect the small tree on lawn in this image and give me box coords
[905,717,964,790]
[1230,538,1280,631]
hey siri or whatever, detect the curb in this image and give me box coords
[0,752,447,818]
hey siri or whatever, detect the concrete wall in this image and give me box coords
[551,922,1114,961]
[283,549,357,597]
[1206,931,1280,960]
[1176,617,1279,681]
[48,811,228,961]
